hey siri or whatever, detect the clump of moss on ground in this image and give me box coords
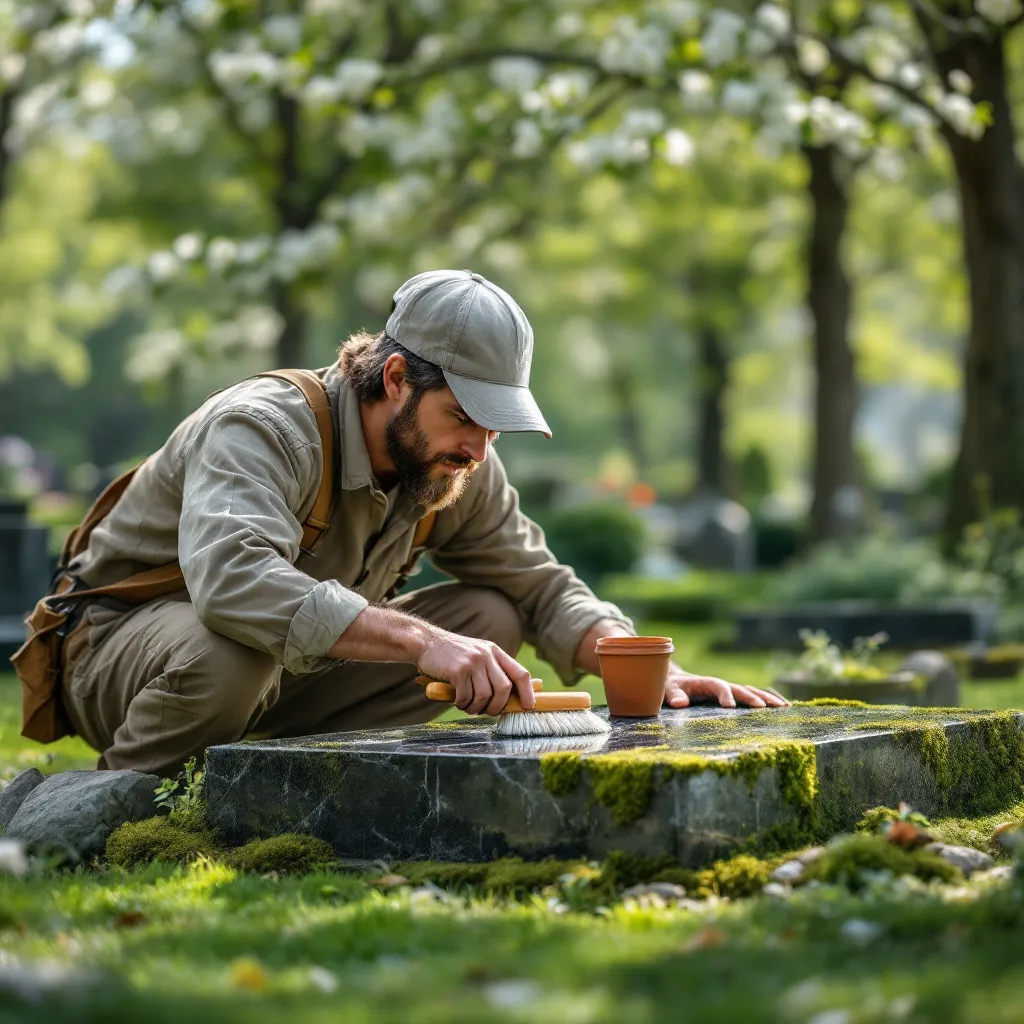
[223,834,334,874]
[395,857,577,894]
[106,817,218,868]
[801,834,960,890]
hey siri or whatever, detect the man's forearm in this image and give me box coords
[573,618,634,676]
[328,605,436,663]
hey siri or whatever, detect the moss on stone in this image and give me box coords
[791,698,873,708]
[631,723,667,734]
[800,833,960,890]
[223,834,334,874]
[395,857,576,894]
[539,752,584,797]
[106,816,218,868]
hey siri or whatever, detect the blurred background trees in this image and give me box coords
[0,0,1018,571]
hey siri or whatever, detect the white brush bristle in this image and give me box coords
[494,709,611,738]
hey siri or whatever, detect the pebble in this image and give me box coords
[923,843,994,877]
[770,860,805,884]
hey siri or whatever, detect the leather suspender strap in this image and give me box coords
[255,369,335,553]
[412,509,437,548]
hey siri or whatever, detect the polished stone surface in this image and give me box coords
[205,704,1024,866]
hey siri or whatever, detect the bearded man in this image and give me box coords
[56,269,785,777]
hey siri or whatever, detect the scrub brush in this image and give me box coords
[416,677,611,738]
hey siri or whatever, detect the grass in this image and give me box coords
[3,623,1024,1022]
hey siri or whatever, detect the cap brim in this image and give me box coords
[443,369,552,437]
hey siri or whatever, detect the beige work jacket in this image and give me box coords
[71,363,633,682]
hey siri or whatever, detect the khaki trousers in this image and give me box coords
[60,582,523,779]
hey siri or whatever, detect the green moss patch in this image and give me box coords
[395,857,577,894]
[791,698,873,708]
[539,751,584,797]
[106,817,218,869]
[801,834,960,890]
[223,834,334,874]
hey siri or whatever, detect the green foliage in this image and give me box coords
[600,571,770,623]
[786,629,894,682]
[223,834,334,875]
[767,534,1003,605]
[801,834,960,890]
[752,514,802,569]
[543,503,645,586]
[856,805,932,834]
[106,817,217,869]
[395,858,576,895]
[154,756,206,823]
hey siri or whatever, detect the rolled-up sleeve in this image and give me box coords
[429,453,635,685]
[178,407,368,674]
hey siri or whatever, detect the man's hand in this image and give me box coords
[664,663,788,709]
[417,629,536,717]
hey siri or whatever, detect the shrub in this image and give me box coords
[800,834,959,890]
[106,817,217,868]
[767,534,1002,606]
[223,834,334,874]
[543,503,645,587]
[753,515,802,569]
[600,571,767,623]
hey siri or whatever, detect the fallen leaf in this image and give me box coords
[114,910,146,929]
[230,957,271,992]
[884,819,932,849]
[680,926,728,952]
[372,874,409,888]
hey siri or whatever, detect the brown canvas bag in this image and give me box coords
[10,369,339,743]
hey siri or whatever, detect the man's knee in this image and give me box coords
[193,631,279,722]
[465,587,524,655]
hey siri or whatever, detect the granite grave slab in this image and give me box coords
[205,704,1024,867]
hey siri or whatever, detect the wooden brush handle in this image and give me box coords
[417,677,591,712]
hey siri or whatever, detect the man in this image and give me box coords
[59,269,785,778]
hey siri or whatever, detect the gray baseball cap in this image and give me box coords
[385,269,551,437]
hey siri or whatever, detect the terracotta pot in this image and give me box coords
[596,636,674,717]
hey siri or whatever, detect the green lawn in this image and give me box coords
[2,627,1024,1022]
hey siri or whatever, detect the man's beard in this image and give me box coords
[384,395,477,511]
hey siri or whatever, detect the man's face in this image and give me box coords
[385,386,498,511]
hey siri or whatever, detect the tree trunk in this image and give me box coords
[608,366,648,475]
[927,34,1024,543]
[0,88,15,222]
[272,282,309,368]
[695,323,732,495]
[804,143,860,543]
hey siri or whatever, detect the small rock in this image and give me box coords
[770,860,805,884]
[0,961,107,1005]
[371,874,409,889]
[621,882,686,901]
[975,865,1014,884]
[840,918,884,946]
[0,769,44,831]
[923,842,994,877]
[797,847,824,864]
[5,770,163,862]
[762,882,791,898]
[0,839,29,877]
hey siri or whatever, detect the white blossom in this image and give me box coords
[334,58,382,101]
[302,76,343,108]
[976,0,1022,24]
[0,839,28,878]
[356,265,402,308]
[898,63,923,89]
[389,92,461,165]
[0,53,26,85]
[239,96,273,131]
[308,0,358,15]
[238,305,285,350]
[206,237,239,274]
[208,49,280,91]
[511,119,543,158]
[182,0,224,29]
[272,223,341,281]
[797,38,830,76]
[701,10,744,67]
[414,35,445,64]
[150,107,184,137]
[678,69,714,111]
[146,250,179,283]
[546,71,591,106]
[347,175,432,240]
[80,77,115,109]
[755,3,790,37]
[554,12,583,38]
[262,14,303,54]
[125,329,188,382]
[490,57,541,95]
[13,81,61,134]
[806,95,870,155]
[937,92,984,138]
[621,107,666,137]
[599,17,669,76]
[722,79,760,116]
[33,22,86,63]
[949,69,973,94]
[898,103,936,130]
[172,233,204,261]
[746,28,777,57]
[660,0,701,30]
[871,146,905,182]
[662,127,695,166]
[866,4,898,27]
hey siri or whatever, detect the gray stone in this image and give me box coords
[898,651,960,708]
[976,865,1014,883]
[206,705,1024,866]
[797,846,824,864]
[0,961,107,1005]
[5,770,162,861]
[0,768,44,831]
[924,842,995,877]
[762,881,791,898]
[770,860,805,884]
[621,882,687,901]
[674,495,754,573]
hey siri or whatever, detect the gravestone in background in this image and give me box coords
[673,495,754,573]
[0,500,52,662]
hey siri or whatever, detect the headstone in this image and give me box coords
[0,499,52,661]
[673,495,754,573]
[206,704,1024,867]
[731,600,997,651]
[5,769,163,861]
